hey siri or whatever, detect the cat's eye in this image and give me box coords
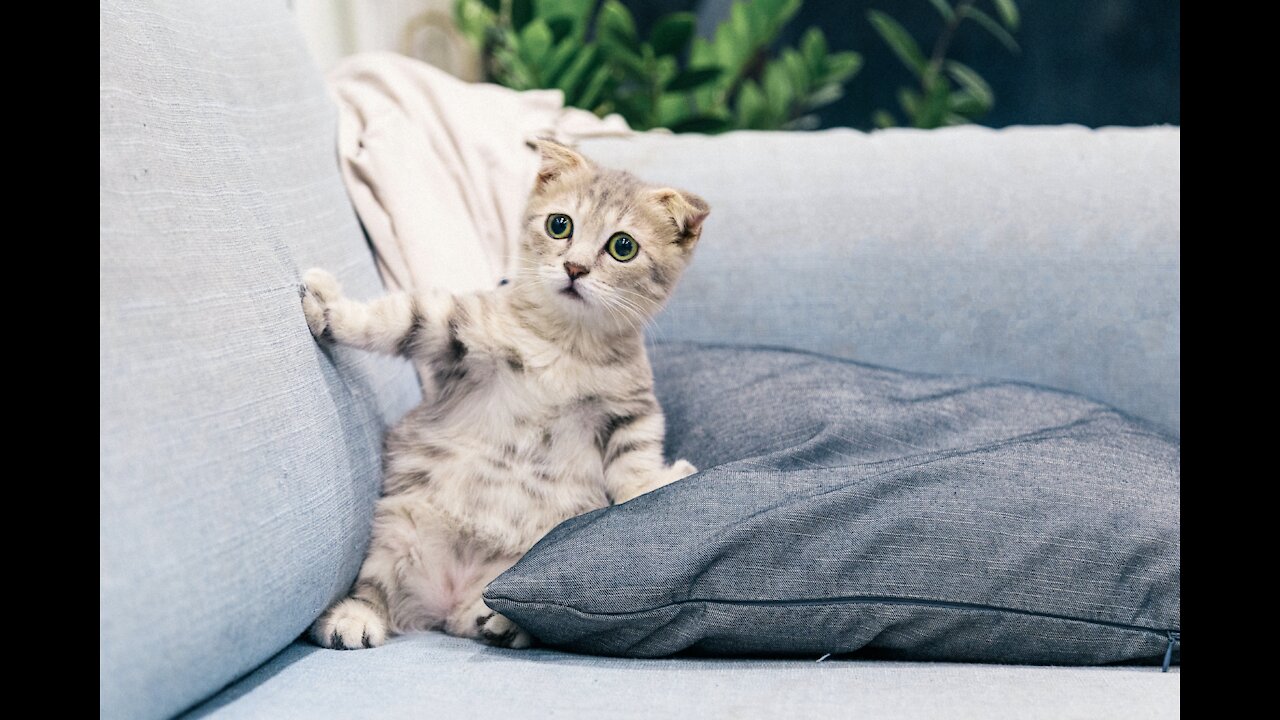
[606,232,638,262]
[546,213,573,239]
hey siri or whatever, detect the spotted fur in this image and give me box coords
[303,139,708,650]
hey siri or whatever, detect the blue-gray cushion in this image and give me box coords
[582,127,1181,436]
[100,1,420,719]
[485,344,1180,664]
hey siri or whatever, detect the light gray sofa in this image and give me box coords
[99,1,1179,718]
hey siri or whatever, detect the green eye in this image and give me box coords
[546,213,573,239]
[606,232,638,262]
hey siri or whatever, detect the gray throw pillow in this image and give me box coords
[484,344,1180,665]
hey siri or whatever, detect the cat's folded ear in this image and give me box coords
[654,188,710,246]
[528,137,591,191]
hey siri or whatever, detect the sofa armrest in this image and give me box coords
[581,126,1180,435]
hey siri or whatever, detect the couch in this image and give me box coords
[99,1,1180,718]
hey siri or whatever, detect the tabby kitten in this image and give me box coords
[302,139,709,649]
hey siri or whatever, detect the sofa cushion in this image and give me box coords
[581,127,1181,436]
[100,2,420,719]
[485,344,1179,663]
[184,635,1179,720]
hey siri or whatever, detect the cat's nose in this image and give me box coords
[564,262,589,280]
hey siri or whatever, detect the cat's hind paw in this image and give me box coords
[300,267,342,340]
[310,597,388,650]
[477,611,533,650]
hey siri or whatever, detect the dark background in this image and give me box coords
[625,0,1180,129]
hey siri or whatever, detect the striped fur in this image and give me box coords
[303,140,708,650]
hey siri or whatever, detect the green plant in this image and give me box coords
[454,0,862,133]
[868,0,1019,128]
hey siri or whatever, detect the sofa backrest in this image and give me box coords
[100,2,420,718]
[582,127,1180,436]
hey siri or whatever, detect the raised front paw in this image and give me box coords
[310,597,388,650]
[476,610,533,650]
[300,267,343,339]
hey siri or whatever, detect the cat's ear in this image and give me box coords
[528,137,590,191]
[653,188,710,246]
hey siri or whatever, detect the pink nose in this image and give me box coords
[564,262,589,280]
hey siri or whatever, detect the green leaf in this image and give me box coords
[897,87,921,118]
[600,27,646,76]
[756,0,802,37]
[802,82,843,111]
[555,44,600,100]
[947,90,987,115]
[990,0,1020,30]
[730,1,754,45]
[867,10,927,76]
[763,61,792,121]
[669,114,733,134]
[927,0,954,21]
[872,109,896,128]
[944,60,993,109]
[512,0,533,30]
[518,19,553,70]
[823,51,863,84]
[546,15,575,43]
[666,66,723,92]
[962,6,1020,52]
[712,25,740,70]
[781,48,810,91]
[455,0,497,45]
[537,0,593,40]
[543,39,580,85]
[801,28,827,76]
[577,65,613,111]
[736,79,767,129]
[650,12,696,57]
[916,75,952,128]
[656,92,688,127]
[598,0,638,44]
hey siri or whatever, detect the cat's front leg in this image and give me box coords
[610,458,698,504]
[600,406,697,504]
[310,580,392,650]
[301,268,459,359]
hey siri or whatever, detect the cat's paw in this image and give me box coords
[670,459,698,480]
[476,611,533,650]
[300,268,342,339]
[310,598,388,650]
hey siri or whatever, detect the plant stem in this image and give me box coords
[927,0,973,82]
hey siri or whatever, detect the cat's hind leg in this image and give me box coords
[310,580,391,650]
[446,595,533,650]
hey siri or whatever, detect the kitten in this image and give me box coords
[301,139,709,649]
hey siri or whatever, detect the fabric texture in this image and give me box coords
[185,635,1179,720]
[100,3,420,719]
[485,344,1180,663]
[580,127,1181,436]
[328,52,631,299]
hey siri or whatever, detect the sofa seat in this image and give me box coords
[187,635,1179,720]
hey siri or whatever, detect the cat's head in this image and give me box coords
[516,138,708,333]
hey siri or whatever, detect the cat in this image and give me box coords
[301,138,709,649]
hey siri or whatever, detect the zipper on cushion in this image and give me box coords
[1161,631,1180,672]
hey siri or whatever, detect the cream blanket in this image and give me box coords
[327,52,631,295]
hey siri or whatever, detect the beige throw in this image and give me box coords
[327,52,632,296]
